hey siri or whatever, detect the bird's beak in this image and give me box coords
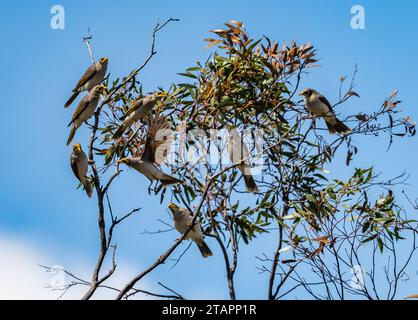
[156,92,167,98]
[73,144,81,152]
[95,85,106,95]
[168,203,177,210]
[299,92,306,97]
[117,158,128,164]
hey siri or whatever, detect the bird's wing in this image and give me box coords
[73,63,97,91]
[70,155,80,180]
[124,97,144,118]
[318,95,336,116]
[185,208,194,218]
[69,96,90,126]
[154,122,173,165]
[180,208,203,238]
[141,113,172,163]
[140,136,155,163]
[178,207,194,223]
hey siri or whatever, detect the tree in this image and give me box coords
[51,19,417,300]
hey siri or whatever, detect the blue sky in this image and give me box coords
[0,0,417,299]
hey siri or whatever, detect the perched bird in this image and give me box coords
[117,113,184,186]
[67,85,106,146]
[70,143,93,198]
[112,92,163,140]
[228,128,259,193]
[299,88,351,135]
[64,57,108,108]
[167,203,213,258]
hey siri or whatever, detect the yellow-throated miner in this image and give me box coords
[64,57,108,108]
[167,203,213,258]
[299,88,351,135]
[70,143,93,198]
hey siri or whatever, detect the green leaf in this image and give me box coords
[177,73,198,79]
[377,237,384,253]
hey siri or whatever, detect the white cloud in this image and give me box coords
[0,235,153,300]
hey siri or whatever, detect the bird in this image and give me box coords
[117,113,184,187]
[299,88,351,135]
[167,203,213,258]
[70,143,93,198]
[64,57,108,108]
[228,127,259,193]
[112,92,164,140]
[67,85,106,146]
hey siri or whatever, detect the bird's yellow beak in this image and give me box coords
[156,92,167,98]
[299,89,312,97]
[117,158,128,164]
[168,203,177,210]
[73,143,81,152]
[100,57,109,64]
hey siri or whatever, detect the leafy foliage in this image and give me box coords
[70,20,417,300]
[92,21,416,253]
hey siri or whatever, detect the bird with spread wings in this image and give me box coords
[117,112,184,188]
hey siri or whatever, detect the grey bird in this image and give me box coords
[299,88,351,135]
[67,85,106,146]
[64,57,108,108]
[168,203,213,258]
[70,143,93,197]
[228,127,259,193]
[117,113,184,187]
[112,92,164,140]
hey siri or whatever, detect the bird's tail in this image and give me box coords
[83,177,93,198]
[325,116,351,135]
[160,174,185,187]
[243,173,259,193]
[67,125,78,146]
[65,91,79,108]
[112,124,126,140]
[196,239,213,258]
